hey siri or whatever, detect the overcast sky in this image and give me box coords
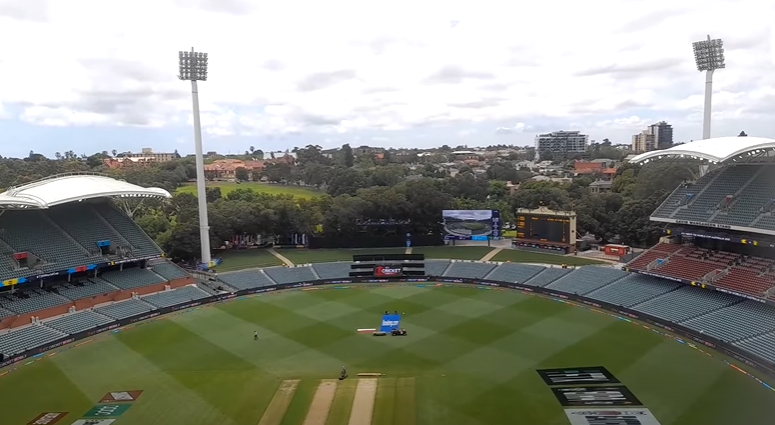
[0,0,773,158]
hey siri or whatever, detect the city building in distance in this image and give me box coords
[534,131,588,160]
[632,121,673,153]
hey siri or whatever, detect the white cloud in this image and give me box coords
[0,0,773,155]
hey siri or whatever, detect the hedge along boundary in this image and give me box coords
[1,276,774,389]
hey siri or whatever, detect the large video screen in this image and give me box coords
[442,210,501,241]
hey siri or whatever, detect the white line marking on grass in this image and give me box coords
[302,379,337,425]
[347,378,378,425]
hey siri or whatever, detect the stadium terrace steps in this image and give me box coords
[0,203,163,282]
[735,331,775,363]
[484,263,544,283]
[586,274,682,307]
[43,310,114,335]
[652,171,718,218]
[0,325,66,356]
[681,300,775,343]
[55,279,118,301]
[626,242,683,270]
[94,298,156,320]
[714,266,775,298]
[672,166,755,223]
[218,269,275,291]
[544,267,628,296]
[651,164,775,232]
[46,204,133,260]
[148,262,191,281]
[141,285,210,308]
[424,260,451,276]
[264,266,317,284]
[1,290,72,315]
[715,166,775,226]
[93,203,162,257]
[521,267,572,287]
[0,210,99,272]
[101,268,166,290]
[0,307,14,319]
[312,263,353,280]
[443,262,497,279]
[632,286,741,323]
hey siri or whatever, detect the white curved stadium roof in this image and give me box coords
[629,136,775,164]
[0,174,171,209]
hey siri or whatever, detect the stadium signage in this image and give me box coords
[3,276,774,386]
[27,412,68,425]
[675,220,731,230]
[373,266,402,277]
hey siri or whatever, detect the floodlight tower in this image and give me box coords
[692,35,725,140]
[178,48,212,267]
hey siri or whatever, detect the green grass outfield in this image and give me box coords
[2,285,773,425]
[214,246,603,272]
[177,181,322,198]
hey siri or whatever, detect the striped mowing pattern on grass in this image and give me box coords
[2,285,774,425]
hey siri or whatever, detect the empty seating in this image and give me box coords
[312,262,352,280]
[56,279,117,301]
[652,173,717,218]
[714,267,775,298]
[0,307,14,319]
[264,266,316,284]
[545,267,627,295]
[735,331,775,363]
[2,290,71,314]
[219,270,275,290]
[101,268,165,290]
[444,262,497,278]
[682,301,775,342]
[149,262,190,281]
[626,243,682,270]
[673,166,755,223]
[141,286,209,308]
[424,260,451,276]
[648,164,775,232]
[0,210,98,273]
[587,274,681,307]
[44,311,113,334]
[486,263,544,283]
[523,268,572,287]
[93,203,161,258]
[46,204,132,258]
[94,299,155,320]
[633,286,740,322]
[0,325,65,356]
[715,166,775,226]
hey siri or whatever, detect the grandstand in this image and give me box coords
[627,137,775,302]
[0,174,201,355]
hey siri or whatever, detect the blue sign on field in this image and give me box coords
[380,314,401,332]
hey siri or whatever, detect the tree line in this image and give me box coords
[0,144,692,260]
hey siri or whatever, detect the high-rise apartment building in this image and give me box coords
[631,121,673,153]
[534,131,588,160]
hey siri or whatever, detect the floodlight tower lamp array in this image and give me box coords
[178,47,212,267]
[692,35,725,141]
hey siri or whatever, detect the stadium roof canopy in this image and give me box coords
[629,136,775,164]
[0,173,171,210]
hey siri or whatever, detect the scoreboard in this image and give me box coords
[514,207,576,245]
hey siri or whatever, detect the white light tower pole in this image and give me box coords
[178,48,212,267]
[692,35,725,140]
